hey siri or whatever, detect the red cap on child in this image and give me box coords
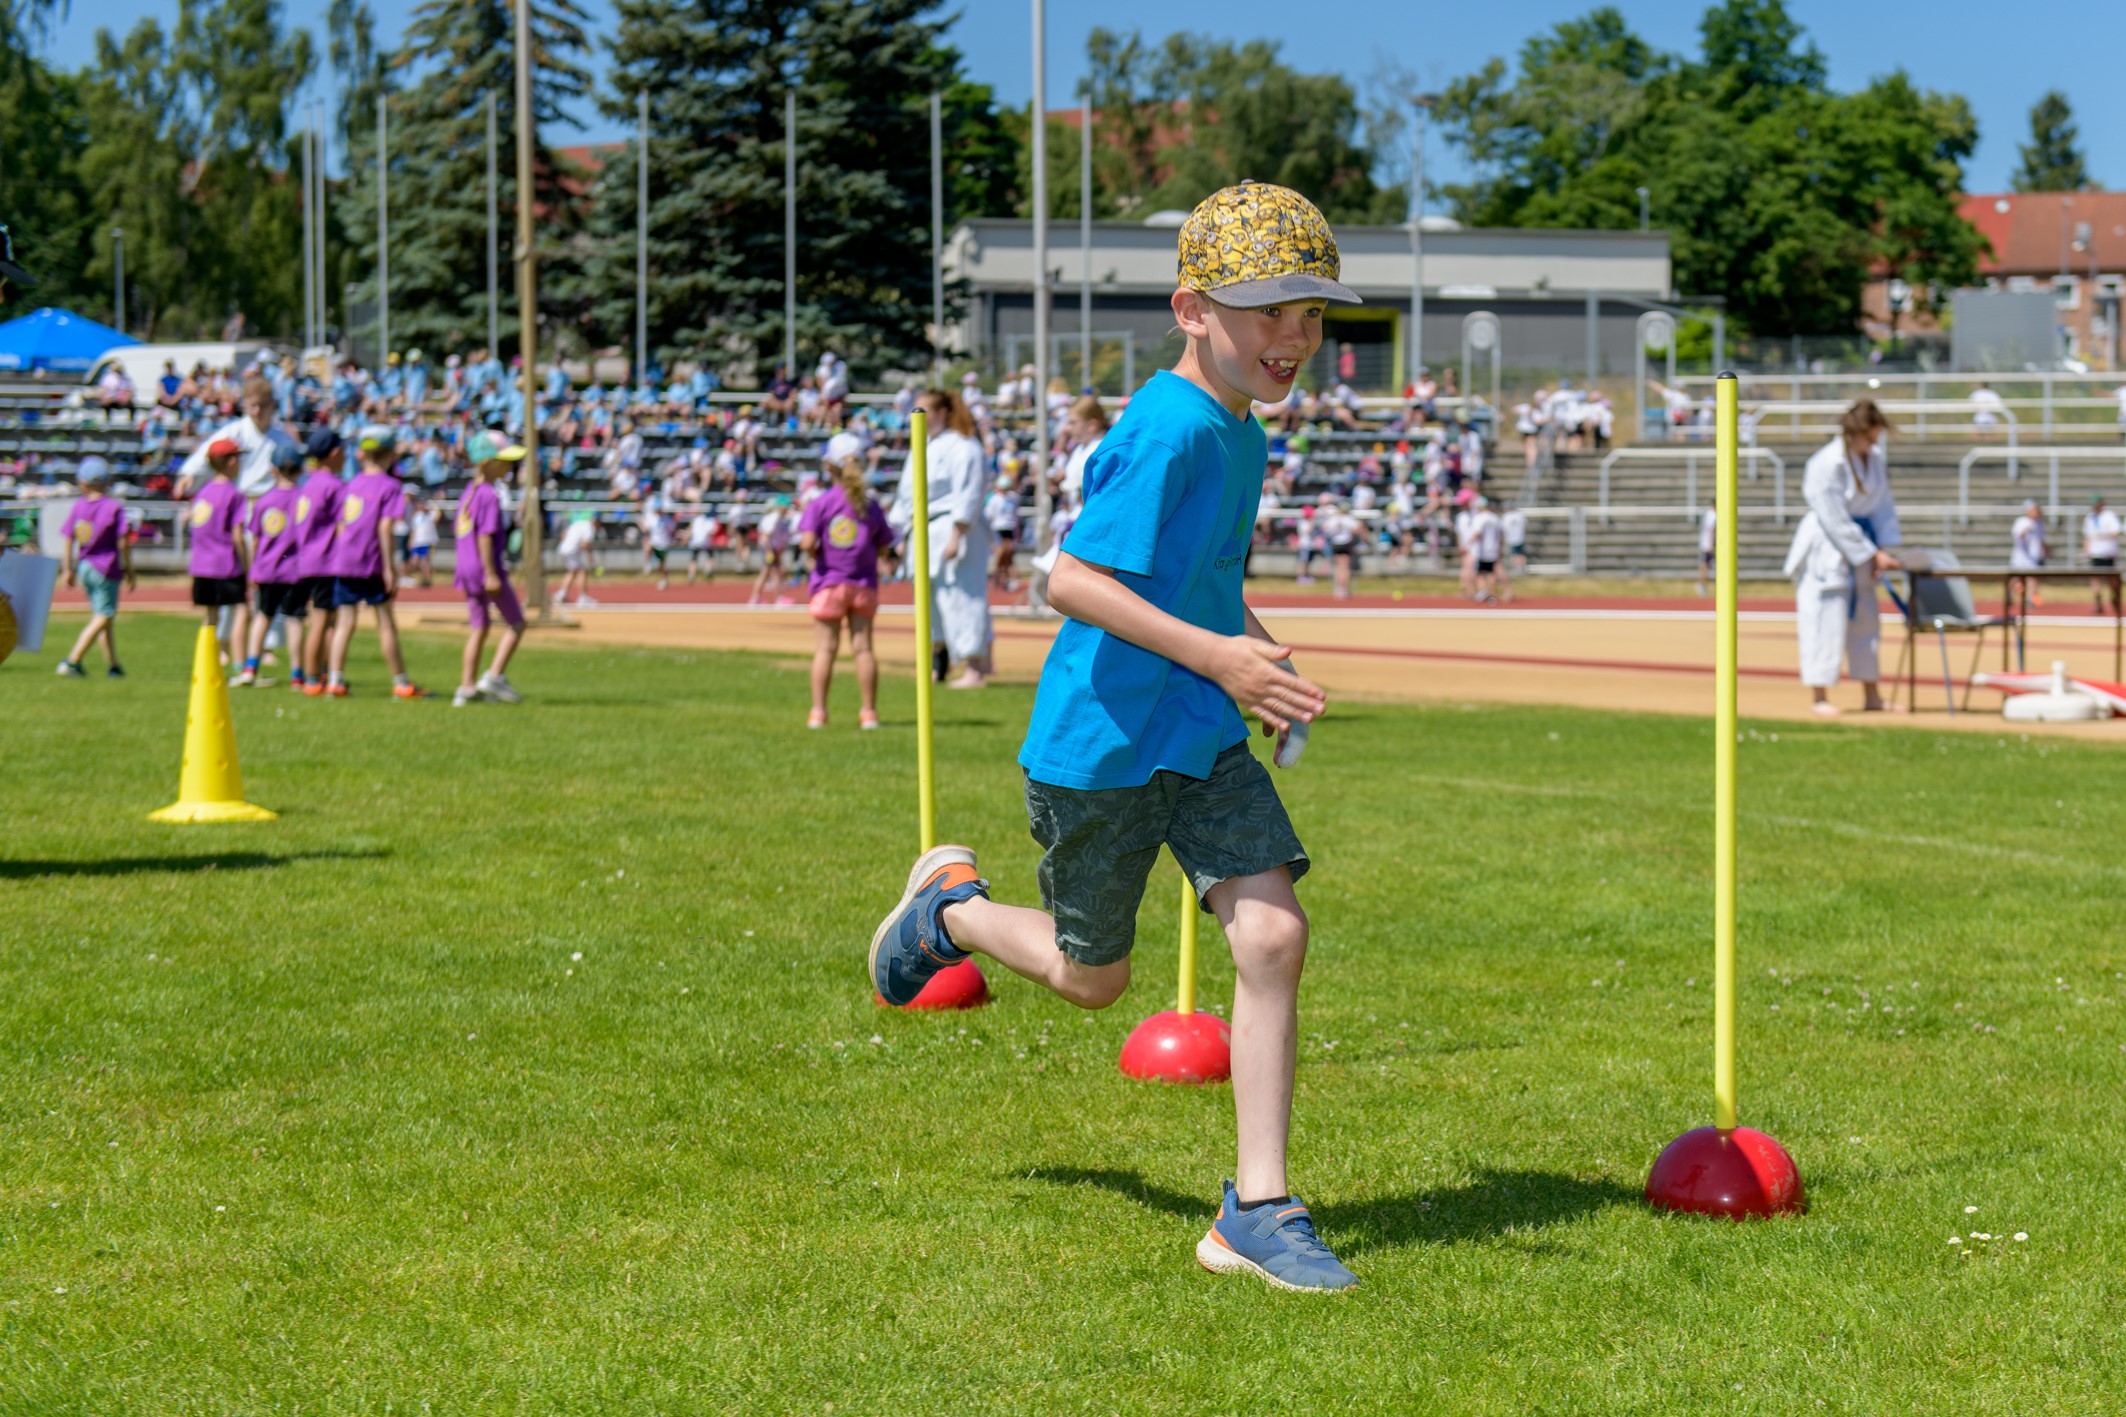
[206,437,242,459]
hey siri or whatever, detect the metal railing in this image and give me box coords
[1598,446,1787,520]
[1954,446,2126,524]
[1743,399,2017,474]
[1678,370,2124,439]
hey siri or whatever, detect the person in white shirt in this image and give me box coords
[984,474,1020,592]
[1781,400,1902,716]
[1970,381,2006,436]
[686,509,719,582]
[1697,501,1718,597]
[888,387,991,686]
[2008,497,2049,610]
[554,512,599,606]
[1453,496,1477,597]
[1467,495,1505,602]
[1501,499,1528,580]
[1513,399,1541,469]
[748,496,795,604]
[406,498,440,588]
[175,378,298,500]
[2083,493,2121,615]
[1323,497,1362,600]
[641,493,675,591]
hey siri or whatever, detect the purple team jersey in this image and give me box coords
[63,495,127,577]
[452,481,510,594]
[798,486,892,592]
[187,479,248,580]
[323,471,406,580]
[293,469,343,580]
[247,485,303,584]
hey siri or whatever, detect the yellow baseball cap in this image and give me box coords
[1177,181,1361,308]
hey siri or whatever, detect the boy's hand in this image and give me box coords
[124,571,137,592]
[1208,635,1324,735]
[483,571,501,594]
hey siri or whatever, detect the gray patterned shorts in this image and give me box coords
[1024,740,1310,966]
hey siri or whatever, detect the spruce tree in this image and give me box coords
[341,0,593,359]
[587,0,1014,382]
[2010,91,2091,193]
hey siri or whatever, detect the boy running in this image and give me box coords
[56,456,132,678]
[867,183,1353,1291]
[322,426,424,698]
[237,441,308,687]
[451,431,529,707]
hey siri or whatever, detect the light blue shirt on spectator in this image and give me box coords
[1018,371,1265,790]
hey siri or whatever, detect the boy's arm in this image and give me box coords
[478,530,500,590]
[1048,550,1323,734]
[120,523,135,588]
[376,517,396,593]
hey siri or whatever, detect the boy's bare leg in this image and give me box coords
[304,610,332,679]
[1207,867,1305,1204]
[328,607,357,675]
[375,605,409,677]
[809,617,841,713]
[461,622,489,689]
[487,624,522,679]
[938,896,1130,1009]
[850,616,879,716]
[66,614,111,666]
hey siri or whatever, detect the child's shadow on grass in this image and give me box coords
[0,848,387,880]
[1023,1165,1636,1257]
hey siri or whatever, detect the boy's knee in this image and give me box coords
[1233,906,1309,978]
[1060,959,1130,1010]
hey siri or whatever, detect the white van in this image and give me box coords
[76,342,282,410]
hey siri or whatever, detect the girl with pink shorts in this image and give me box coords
[798,455,893,729]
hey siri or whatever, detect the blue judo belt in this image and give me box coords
[1847,515,1910,621]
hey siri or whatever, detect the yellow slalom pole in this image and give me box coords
[909,410,936,853]
[1713,373,1739,1132]
[1176,872,1198,1016]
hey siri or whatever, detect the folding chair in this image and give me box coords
[1896,551,2009,715]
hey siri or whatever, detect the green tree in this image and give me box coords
[585,0,1013,380]
[0,7,90,314]
[341,0,592,359]
[1076,30,1403,224]
[1435,0,1983,335]
[2010,90,2091,193]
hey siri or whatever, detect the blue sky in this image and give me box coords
[38,0,2123,197]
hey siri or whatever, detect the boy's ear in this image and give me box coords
[1171,287,1213,341]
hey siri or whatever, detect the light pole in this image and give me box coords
[784,88,797,383]
[513,0,546,613]
[377,93,389,367]
[487,92,499,362]
[111,228,124,334]
[315,102,329,350]
[930,89,944,383]
[1030,0,1050,550]
[1080,82,1092,393]
[636,87,649,388]
[1408,92,1438,394]
[302,119,314,350]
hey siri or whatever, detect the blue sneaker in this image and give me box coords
[868,845,987,1006]
[1196,1180,1359,1292]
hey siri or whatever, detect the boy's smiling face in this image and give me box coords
[1172,288,1325,416]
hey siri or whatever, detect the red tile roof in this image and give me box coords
[1960,192,2126,275]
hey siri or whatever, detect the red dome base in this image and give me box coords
[1645,1125,1805,1218]
[877,958,991,1011]
[1118,1009,1232,1084]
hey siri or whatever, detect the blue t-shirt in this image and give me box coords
[1019,371,1265,790]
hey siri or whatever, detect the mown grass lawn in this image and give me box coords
[4,613,2123,1414]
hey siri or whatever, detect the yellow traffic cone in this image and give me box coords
[149,624,277,824]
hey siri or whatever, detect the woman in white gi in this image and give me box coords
[1783,399,1902,717]
[891,386,992,688]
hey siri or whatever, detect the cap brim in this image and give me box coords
[1203,273,1362,307]
[492,446,527,461]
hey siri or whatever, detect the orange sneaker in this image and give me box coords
[325,682,348,697]
[392,682,428,700]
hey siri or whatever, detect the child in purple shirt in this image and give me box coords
[292,429,346,694]
[188,437,252,670]
[451,431,529,707]
[322,426,424,698]
[236,441,307,688]
[797,457,893,729]
[56,456,133,678]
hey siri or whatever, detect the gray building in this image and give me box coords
[945,217,1677,394]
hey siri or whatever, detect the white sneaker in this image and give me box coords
[576,594,598,607]
[453,686,481,708]
[477,673,523,704]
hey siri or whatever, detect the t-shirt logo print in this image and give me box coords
[189,501,213,527]
[455,512,473,538]
[827,515,859,549]
[262,509,288,537]
[295,495,312,524]
[73,521,93,543]
[341,494,366,525]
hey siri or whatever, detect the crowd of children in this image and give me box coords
[55,413,528,708]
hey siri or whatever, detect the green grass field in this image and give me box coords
[6,614,2125,1414]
